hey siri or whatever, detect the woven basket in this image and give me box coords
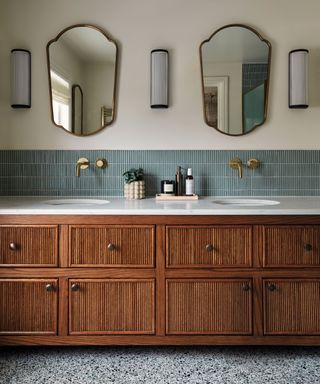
[124,180,145,200]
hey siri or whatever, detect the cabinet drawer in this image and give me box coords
[0,225,58,267]
[166,279,252,335]
[69,279,155,335]
[69,225,155,267]
[0,279,58,335]
[263,279,320,335]
[166,226,252,268]
[263,226,320,267]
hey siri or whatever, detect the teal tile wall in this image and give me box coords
[0,150,319,197]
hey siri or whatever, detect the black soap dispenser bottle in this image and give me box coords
[175,166,183,196]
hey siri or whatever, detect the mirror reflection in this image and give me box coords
[200,24,271,136]
[47,24,118,136]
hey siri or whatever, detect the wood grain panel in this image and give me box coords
[0,279,58,335]
[69,279,155,334]
[0,225,58,266]
[70,225,154,267]
[264,279,320,335]
[263,226,320,267]
[166,226,252,267]
[166,279,252,334]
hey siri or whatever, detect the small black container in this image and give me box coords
[161,180,175,194]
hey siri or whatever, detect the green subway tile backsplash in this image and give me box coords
[0,150,319,197]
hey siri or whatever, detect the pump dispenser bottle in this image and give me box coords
[185,168,194,196]
[175,166,183,196]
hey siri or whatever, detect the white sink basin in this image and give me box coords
[44,199,110,205]
[213,198,280,207]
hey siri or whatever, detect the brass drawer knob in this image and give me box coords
[9,242,18,251]
[46,283,55,292]
[107,243,116,251]
[205,244,214,252]
[241,283,251,291]
[267,282,277,292]
[71,283,80,292]
[304,243,313,252]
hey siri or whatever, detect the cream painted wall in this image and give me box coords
[0,0,320,149]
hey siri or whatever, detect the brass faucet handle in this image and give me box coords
[95,158,107,169]
[247,158,260,170]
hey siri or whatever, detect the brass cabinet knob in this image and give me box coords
[304,243,313,252]
[242,283,251,291]
[267,282,277,292]
[205,244,214,252]
[9,242,18,251]
[71,283,80,292]
[46,283,55,292]
[107,243,116,251]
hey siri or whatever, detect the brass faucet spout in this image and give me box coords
[229,158,243,178]
[76,158,90,177]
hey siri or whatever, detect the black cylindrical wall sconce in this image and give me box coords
[150,49,168,108]
[11,49,31,108]
[289,49,309,109]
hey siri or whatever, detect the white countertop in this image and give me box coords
[0,196,319,215]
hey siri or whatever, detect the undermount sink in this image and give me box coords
[44,199,110,205]
[213,198,280,207]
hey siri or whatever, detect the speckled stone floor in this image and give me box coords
[0,347,319,384]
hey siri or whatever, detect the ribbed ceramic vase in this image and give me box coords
[124,181,145,200]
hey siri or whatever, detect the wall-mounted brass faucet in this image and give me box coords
[229,157,261,178]
[229,158,243,178]
[76,157,90,177]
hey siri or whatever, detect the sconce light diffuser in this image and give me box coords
[11,49,31,108]
[150,49,168,108]
[289,49,309,109]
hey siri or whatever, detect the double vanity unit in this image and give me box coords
[0,196,320,346]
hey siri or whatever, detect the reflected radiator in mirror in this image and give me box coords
[11,49,31,108]
[150,49,168,108]
[289,49,309,109]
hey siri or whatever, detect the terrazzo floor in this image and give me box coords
[0,347,319,384]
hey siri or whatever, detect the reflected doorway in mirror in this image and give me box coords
[204,76,229,134]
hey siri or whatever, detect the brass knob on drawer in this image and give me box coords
[241,283,251,291]
[46,283,55,292]
[107,243,116,251]
[267,282,277,292]
[71,283,80,292]
[9,242,18,251]
[304,243,313,252]
[205,244,214,252]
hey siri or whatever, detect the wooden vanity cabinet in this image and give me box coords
[1,215,320,346]
[69,279,155,335]
[166,279,252,335]
[0,279,58,335]
[263,279,320,335]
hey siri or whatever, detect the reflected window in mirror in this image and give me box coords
[47,24,118,136]
[200,24,271,136]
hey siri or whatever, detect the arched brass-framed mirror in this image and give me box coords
[200,24,271,136]
[47,24,118,136]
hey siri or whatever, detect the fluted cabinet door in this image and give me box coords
[264,279,320,335]
[0,225,58,266]
[166,226,252,268]
[70,225,155,267]
[69,279,155,335]
[166,279,252,335]
[263,226,320,267]
[0,279,58,335]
